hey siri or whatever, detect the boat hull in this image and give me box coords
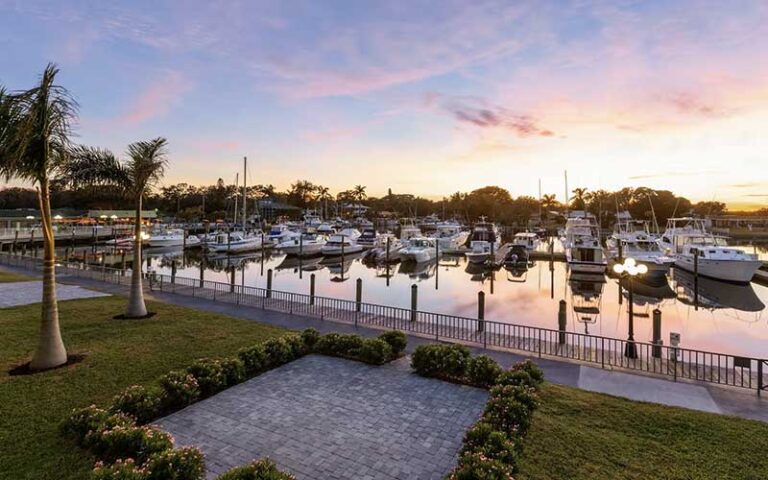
[279,243,324,256]
[567,260,607,273]
[321,245,364,256]
[673,256,762,283]
[399,249,437,263]
[466,252,490,264]
[206,240,264,253]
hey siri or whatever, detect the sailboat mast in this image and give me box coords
[538,178,542,218]
[242,156,247,230]
[564,170,569,215]
[233,173,239,227]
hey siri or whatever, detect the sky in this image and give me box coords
[1,0,767,209]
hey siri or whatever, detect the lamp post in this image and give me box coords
[613,257,648,359]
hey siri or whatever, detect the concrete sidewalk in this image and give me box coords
[3,263,766,423]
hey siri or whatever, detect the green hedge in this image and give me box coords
[409,345,545,479]
[63,328,407,479]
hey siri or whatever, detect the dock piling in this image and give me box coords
[410,284,418,322]
[266,268,273,298]
[558,299,567,345]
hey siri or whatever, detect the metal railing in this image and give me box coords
[2,251,766,394]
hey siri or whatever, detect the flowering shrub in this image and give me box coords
[159,371,200,410]
[220,357,246,387]
[263,338,294,367]
[284,334,308,358]
[110,385,162,424]
[300,328,320,349]
[92,459,147,480]
[495,369,535,389]
[314,333,364,357]
[144,447,206,480]
[378,331,407,357]
[447,452,514,480]
[60,405,112,446]
[466,355,502,388]
[483,394,532,437]
[186,359,227,397]
[411,344,471,380]
[87,424,173,464]
[489,384,540,412]
[82,413,136,450]
[357,338,393,365]
[513,359,544,386]
[238,344,267,375]
[216,458,296,480]
[460,423,520,468]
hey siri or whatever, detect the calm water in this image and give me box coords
[135,240,768,359]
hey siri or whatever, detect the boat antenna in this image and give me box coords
[233,172,239,227]
[242,156,247,231]
[647,194,659,234]
[671,197,681,219]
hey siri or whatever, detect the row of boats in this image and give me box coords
[563,213,763,283]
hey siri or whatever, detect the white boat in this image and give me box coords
[606,219,674,274]
[277,233,326,256]
[147,229,200,248]
[321,231,364,256]
[362,233,403,263]
[357,227,379,248]
[399,237,439,263]
[106,231,149,248]
[205,231,265,253]
[432,222,470,253]
[658,217,762,283]
[302,213,323,232]
[266,224,297,244]
[511,232,540,251]
[465,219,501,264]
[399,221,422,242]
[316,223,335,235]
[563,214,607,273]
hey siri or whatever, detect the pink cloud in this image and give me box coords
[115,71,191,126]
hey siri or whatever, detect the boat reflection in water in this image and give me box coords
[569,272,605,333]
[275,254,324,273]
[671,268,765,312]
[322,251,364,282]
[398,260,436,280]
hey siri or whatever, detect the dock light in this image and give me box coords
[53,215,63,220]
[25,216,34,220]
[110,215,118,220]
[613,257,647,359]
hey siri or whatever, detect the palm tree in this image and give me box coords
[68,138,169,318]
[541,194,558,210]
[571,187,589,210]
[352,184,367,203]
[0,64,76,370]
[315,185,331,219]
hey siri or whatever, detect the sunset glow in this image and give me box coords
[1,0,767,208]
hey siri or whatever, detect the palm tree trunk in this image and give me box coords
[30,179,67,370]
[126,195,148,318]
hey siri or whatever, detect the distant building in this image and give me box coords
[342,203,370,216]
[255,198,302,221]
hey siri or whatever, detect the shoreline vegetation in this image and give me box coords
[2,295,767,479]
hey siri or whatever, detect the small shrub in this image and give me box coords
[263,338,294,367]
[461,423,520,469]
[512,360,544,387]
[220,358,246,387]
[81,413,135,451]
[110,385,162,424]
[87,424,173,464]
[448,452,514,479]
[466,355,502,388]
[378,331,407,356]
[495,369,536,389]
[145,447,206,480]
[186,359,227,397]
[238,345,267,375]
[159,371,200,410]
[411,344,470,380]
[483,396,532,437]
[489,384,540,412]
[61,405,111,445]
[300,328,320,349]
[284,334,307,358]
[357,338,393,365]
[216,458,296,480]
[314,333,364,357]
[92,459,148,480]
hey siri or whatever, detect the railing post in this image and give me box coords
[171,260,177,284]
[758,360,763,397]
[477,291,485,334]
[266,268,272,299]
[355,278,362,327]
[558,299,566,345]
[410,284,418,322]
[310,273,315,306]
[652,309,662,358]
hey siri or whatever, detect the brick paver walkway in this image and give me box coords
[158,355,488,479]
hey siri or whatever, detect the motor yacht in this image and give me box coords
[357,227,379,248]
[658,218,761,283]
[147,229,200,248]
[321,230,364,256]
[277,233,326,256]
[399,220,422,242]
[205,231,265,253]
[316,223,336,235]
[362,233,403,263]
[399,237,439,263]
[266,224,297,245]
[432,222,470,254]
[606,219,674,274]
[465,218,501,264]
[563,214,607,273]
[511,232,540,251]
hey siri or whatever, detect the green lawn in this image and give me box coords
[2,295,767,480]
[0,270,34,283]
[518,384,768,480]
[0,296,288,480]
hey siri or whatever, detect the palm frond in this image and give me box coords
[65,145,130,190]
[126,137,169,196]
